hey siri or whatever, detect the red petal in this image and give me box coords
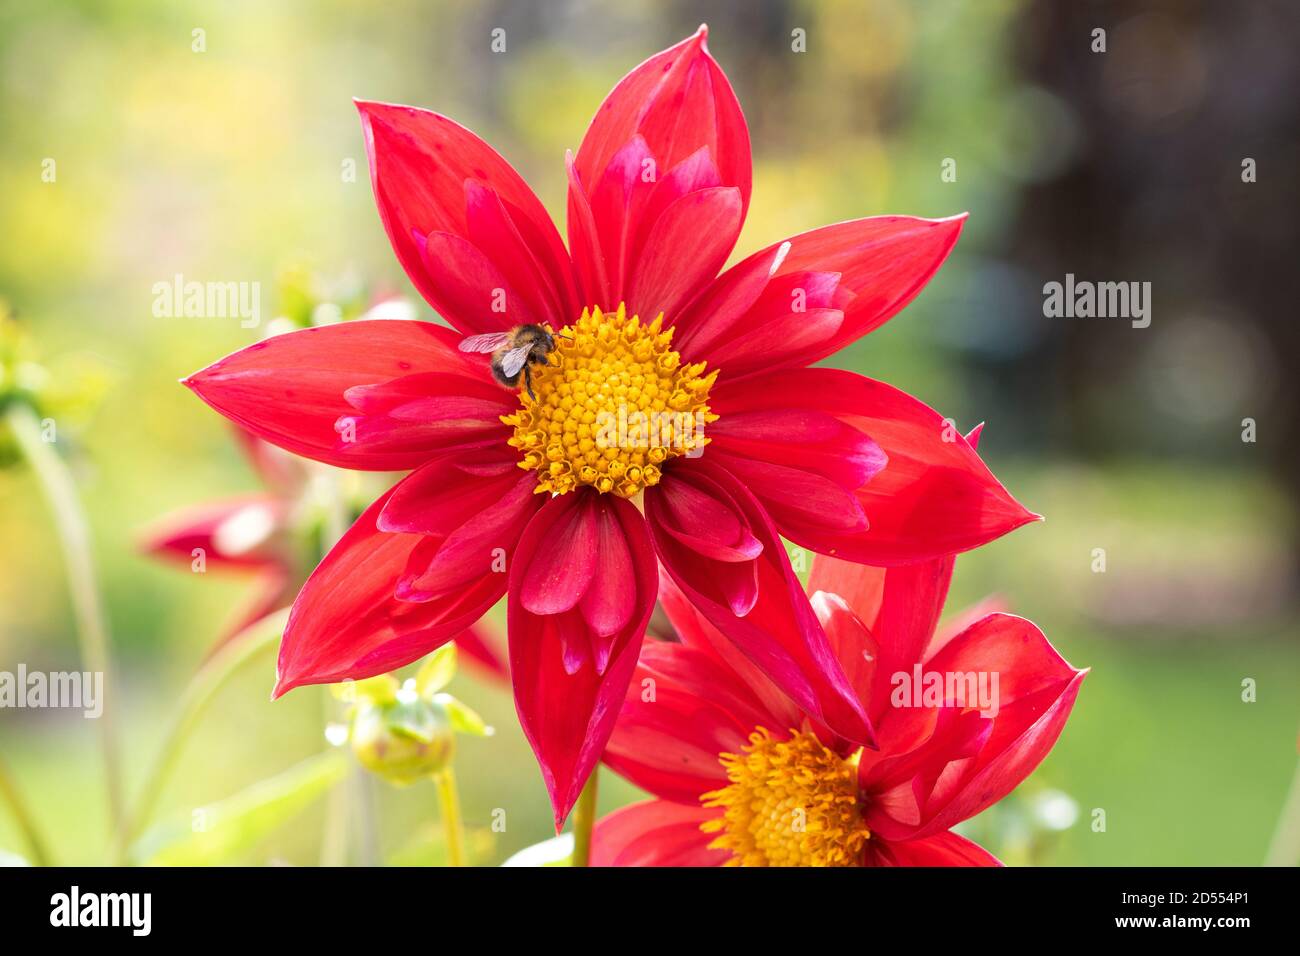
[866,830,1002,867]
[675,215,965,378]
[625,186,742,321]
[273,489,505,696]
[384,463,541,601]
[809,551,954,724]
[570,26,751,309]
[714,367,1036,564]
[184,320,501,471]
[357,100,576,332]
[574,26,750,219]
[863,614,1085,841]
[603,639,776,804]
[518,494,600,616]
[706,377,889,547]
[590,800,727,867]
[508,492,658,827]
[138,493,286,570]
[647,461,873,747]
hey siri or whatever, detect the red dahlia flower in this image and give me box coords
[593,514,1085,865]
[183,26,1035,824]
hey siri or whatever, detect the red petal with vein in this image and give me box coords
[603,639,774,804]
[571,26,751,307]
[565,151,611,309]
[626,186,742,321]
[381,462,541,601]
[863,614,1085,841]
[705,398,886,546]
[674,215,965,378]
[509,492,657,827]
[647,461,873,747]
[714,367,1036,564]
[591,800,727,867]
[184,320,494,471]
[357,100,575,332]
[866,831,1002,867]
[272,490,505,697]
[656,571,804,730]
[809,551,954,723]
[573,26,750,220]
[808,591,879,711]
[138,493,286,570]
[339,370,514,467]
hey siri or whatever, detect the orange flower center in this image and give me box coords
[700,727,870,867]
[502,304,716,498]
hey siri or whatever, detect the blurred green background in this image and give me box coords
[1,0,1297,866]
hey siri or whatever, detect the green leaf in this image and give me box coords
[435,693,493,737]
[129,751,348,866]
[416,644,458,696]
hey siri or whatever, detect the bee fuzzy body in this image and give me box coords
[490,324,556,390]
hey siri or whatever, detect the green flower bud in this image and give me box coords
[349,688,456,787]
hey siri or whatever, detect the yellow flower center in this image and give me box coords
[700,728,870,867]
[502,304,716,498]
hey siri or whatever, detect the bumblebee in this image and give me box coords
[458,324,560,399]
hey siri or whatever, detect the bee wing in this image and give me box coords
[458,331,513,354]
[499,345,533,379]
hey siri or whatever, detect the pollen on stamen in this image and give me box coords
[500,304,718,498]
[700,727,870,867]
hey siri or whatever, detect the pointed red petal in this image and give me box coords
[675,215,965,377]
[184,320,502,471]
[508,492,657,828]
[603,639,776,804]
[713,367,1037,564]
[357,100,576,332]
[863,614,1085,841]
[570,26,751,309]
[273,489,505,696]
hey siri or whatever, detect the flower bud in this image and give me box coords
[349,691,456,787]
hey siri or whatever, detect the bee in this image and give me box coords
[458,324,562,400]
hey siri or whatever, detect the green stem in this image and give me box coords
[122,608,285,851]
[570,767,599,867]
[7,403,125,860]
[0,753,52,866]
[1265,749,1300,866]
[435,767,466,867]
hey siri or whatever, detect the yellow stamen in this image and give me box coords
[501,304,717,497]
[700,727,869,867]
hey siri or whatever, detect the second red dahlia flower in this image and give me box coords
[592,534,1086,866]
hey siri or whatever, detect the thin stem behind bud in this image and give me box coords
[7,403,125,861]
[0,753,52,866]
[435,767,466,866]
